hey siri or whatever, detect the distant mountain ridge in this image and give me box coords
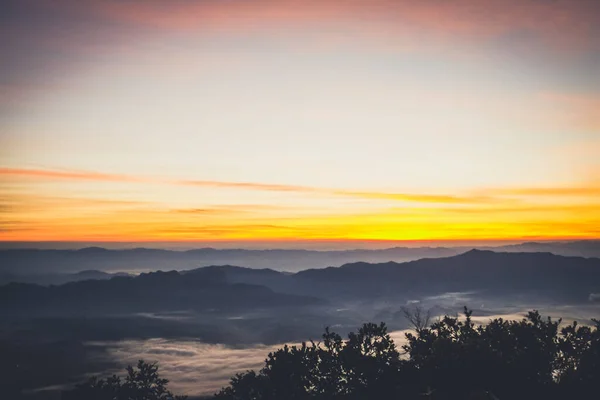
[3,250,598,318]
[0,270,133,286]
[0,267,322,316]
[294,250,600,301]
[1,241,598,281]
[195,249,600,303]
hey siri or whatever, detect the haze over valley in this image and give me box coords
[2,245,600,398]
[2,0,599,398]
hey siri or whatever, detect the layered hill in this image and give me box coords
[3,250,597,318]
[1,241,598,281]
[0,267,322,316]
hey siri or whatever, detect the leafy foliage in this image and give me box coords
[62,360,186,400]
[215,308,600,400]
[61,310,600,399]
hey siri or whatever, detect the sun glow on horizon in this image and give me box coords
[1,0,599,243]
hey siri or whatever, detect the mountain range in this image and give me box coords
[2,250,599,317]
[3,248,600,398]
[1,240,599,285]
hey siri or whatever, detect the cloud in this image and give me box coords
[159,224,300,234]
[3,166,598,242]
[91,0,599,51]
[1,167,320,195]
[178,179,321,194]
[416,203,600,216]
[92,331,409,396]
[171,208,240,215]
[170,204,296,215]
[0,167,142,183]
[491,186,600,197]
[0,167,467,203]
[3,0,598,104]
[0,167,490,205]
[335,191,494,204]
[95,339,282,396]
[4,167,600,206]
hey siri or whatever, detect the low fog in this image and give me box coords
[2,248,600,398]
[24,298,600,398]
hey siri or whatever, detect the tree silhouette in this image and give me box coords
[215,308,600,400]
[555,318,600,395]
[401,305,432,332]
[61,310,600,400]
[62,360,186,400]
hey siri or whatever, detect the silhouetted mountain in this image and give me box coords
[289,250,600,302]
[175,250,600,303]
[2,241,598,279]
[0,246,461,276]
[3,250,600,399]
[0,269,322,316]
[0,269,132,286]
[492,240,600,258]
[75,270,131,279]
[3,250,598,319]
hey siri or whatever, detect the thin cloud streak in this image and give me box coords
[491,187,600,197]
[402,204,600,215]
[334,191,494,204]
[3,167,600,205]
[94,0,599,51]
[177,179,320,194]
[0,167,143,183]
[2,167,474,203]
[2,199,598,242]
[2,166,598,242]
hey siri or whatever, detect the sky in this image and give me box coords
[1,0,599,247]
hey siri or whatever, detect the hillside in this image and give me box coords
[0,268,322,316]
[3,250,597,318]
[1,241,598,281]
[182,250,600,303]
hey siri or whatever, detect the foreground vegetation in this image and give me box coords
[63,308,600,399]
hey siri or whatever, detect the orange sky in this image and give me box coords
[2,166,599,244]
[1,0,599,246]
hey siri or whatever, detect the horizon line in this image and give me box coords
[0,238,597,251]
